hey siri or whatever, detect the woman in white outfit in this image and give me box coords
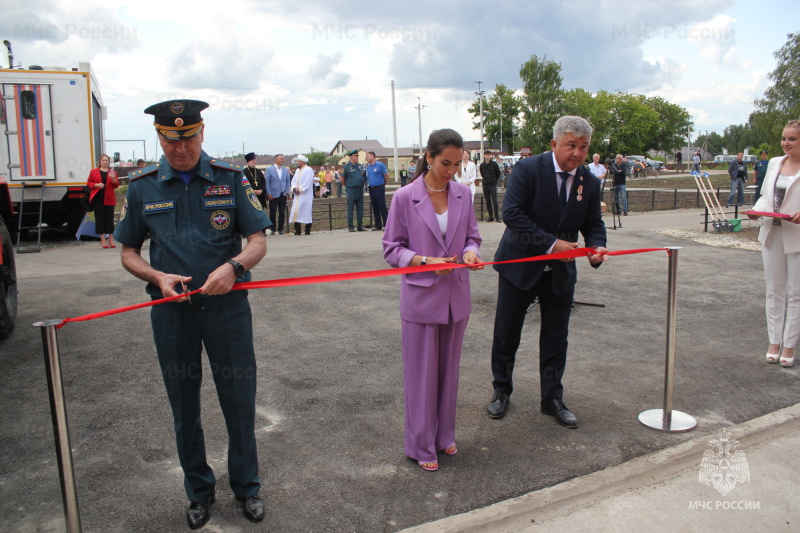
[747,119,800,368]
[455,150,477,203]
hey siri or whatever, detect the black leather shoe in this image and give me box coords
[186,496,214,530]
[541,399,578,428]
[485,217,494,222]
[357,228,367,232]
[349,228,356,232]
[487,391,510,419]
[236,495,265,523]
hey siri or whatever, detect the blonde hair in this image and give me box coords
[786,119,800,130]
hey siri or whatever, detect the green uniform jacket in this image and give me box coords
[341,162,365,188]
[114,151,271,301]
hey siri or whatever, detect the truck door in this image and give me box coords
[2,84,56,181]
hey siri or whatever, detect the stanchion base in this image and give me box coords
[638,409,697,432]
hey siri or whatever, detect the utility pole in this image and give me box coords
[415,97,426,158]
[499,95,503,154]
[391,81,399,183]
[475,81,485,159]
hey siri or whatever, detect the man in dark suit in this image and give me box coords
[486,116,608,428]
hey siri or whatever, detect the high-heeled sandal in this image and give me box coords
[766,352,780,364]
[418,461,439,472]
[780,354,795,368]
[442,444,458,456]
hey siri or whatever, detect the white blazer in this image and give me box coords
[456,161,477,197]
[753,155,800,254]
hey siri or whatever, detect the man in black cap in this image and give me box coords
[340,149,366,231]
[243,152,267,218]
[114,99,270,529]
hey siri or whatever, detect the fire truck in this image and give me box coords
[0,61,106,238]
[0,176,16,338]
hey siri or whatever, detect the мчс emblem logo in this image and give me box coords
[210,210,231,230]
[698,428,750,496]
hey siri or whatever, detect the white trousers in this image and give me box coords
[762,225,800,348]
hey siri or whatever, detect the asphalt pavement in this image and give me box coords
[1,207,797,532]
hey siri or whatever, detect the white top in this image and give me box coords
[435,211,448,238]
[588,162,606,178]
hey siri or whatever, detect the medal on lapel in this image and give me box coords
[577,184,583,202]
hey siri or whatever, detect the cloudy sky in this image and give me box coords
[2,0,797,161]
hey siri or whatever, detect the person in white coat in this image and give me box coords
[747,119,800,368]
[290,154,315,235]
[455,149,477,203]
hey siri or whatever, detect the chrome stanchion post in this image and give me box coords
[34,319,82,533]
[638,247,697,433]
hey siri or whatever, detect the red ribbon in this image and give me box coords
[741,210,791,220]
[58,247,667,328]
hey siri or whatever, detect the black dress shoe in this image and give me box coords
[236,495,265,523]
[349,228,356,232]
[357,228,367,232]
[485,217,494,222]
[487,391,510,419]
[541,399,578,428]
[186,496,215,530]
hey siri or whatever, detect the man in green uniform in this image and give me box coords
[340,149,366,231]
[114,99,271,529]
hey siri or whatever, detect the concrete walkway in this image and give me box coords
[404,404,800,532]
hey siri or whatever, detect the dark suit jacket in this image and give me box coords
[494,151,606,293]
[728,159,748,180]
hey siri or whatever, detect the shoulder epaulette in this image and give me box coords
[128,164,160,180]
[210,159,244,171]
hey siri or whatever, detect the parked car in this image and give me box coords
[627,155,665,171]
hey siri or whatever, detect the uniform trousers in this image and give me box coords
[151,294,260,502]
[762,225,800,348]
[346,186,364,230]
[491,272,574,400]
[401,316,468,463]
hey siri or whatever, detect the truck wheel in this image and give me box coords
[0,218,18,339]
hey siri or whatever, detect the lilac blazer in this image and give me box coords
[383,174,482,325]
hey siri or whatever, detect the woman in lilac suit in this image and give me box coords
[383,129,482,472]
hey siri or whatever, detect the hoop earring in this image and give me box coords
[427,164,431,170]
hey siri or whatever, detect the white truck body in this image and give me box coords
[0,62,105,230]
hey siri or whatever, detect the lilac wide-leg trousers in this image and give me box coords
[401,317,468,463]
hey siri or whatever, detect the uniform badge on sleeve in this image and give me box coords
[119,198,128,221]
[247,188,263,210]
[210,210,231,230]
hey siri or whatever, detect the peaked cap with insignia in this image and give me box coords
[144,99,208,140]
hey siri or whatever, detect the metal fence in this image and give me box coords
[278,186,754,232]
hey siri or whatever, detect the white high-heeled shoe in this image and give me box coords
[780,354,795,368]
[766,352,780,364]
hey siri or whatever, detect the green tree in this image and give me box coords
[468,84,523,153]
[721,123,760,154]
[307,151,327,166]
[644,96,692,153]
[693,131,725,156]
[518,55,564,153]
[751,33,800,155]
[562,89,615,159]
[606,93,659,156]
